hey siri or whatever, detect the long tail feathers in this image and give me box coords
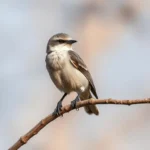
[84,105,99,115]
[80,92,99,116]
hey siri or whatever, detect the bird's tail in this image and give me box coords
[84,104,99,116]
[80,92,99,116]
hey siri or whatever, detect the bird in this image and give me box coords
[45,33,99,116]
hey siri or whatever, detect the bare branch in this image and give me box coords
[9,98,150,150]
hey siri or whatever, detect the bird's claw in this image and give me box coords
[53,101,63,116]
[71,96,80,110]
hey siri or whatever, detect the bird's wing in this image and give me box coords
[68,50,98,99]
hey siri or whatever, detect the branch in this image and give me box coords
[9,98,150,150]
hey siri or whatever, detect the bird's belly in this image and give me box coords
[51,64,89,94]
[46,51,89,93]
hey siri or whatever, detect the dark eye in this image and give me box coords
[58,40,65,43]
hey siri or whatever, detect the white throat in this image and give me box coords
[50,44,73,52]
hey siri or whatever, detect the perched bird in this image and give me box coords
[45,33,99,116]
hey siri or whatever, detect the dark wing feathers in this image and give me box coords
[68,50,98,99]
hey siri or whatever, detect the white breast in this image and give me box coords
[46,50,89,94]
[47,49,68,70]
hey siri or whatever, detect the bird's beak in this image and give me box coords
[67,40,77,44]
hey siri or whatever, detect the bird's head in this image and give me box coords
[47,33,77,53]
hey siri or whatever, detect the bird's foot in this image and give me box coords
[71,95,80,110]
[53,101,63,116]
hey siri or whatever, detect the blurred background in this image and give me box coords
[0,0,150,149]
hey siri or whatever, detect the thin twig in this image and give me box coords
[9,98,150,150]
